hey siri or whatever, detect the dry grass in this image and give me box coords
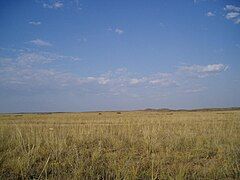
[0,110,240,179]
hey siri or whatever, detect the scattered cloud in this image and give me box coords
[16,52,52,67]
[43,1,63,9]
[149,79,173,86]
[193,0,208,4]
[77,37,87,43]
[115,67,127,74]
[206,11,215,17]
[107,27,124,35]
[148,73,175,86]
[107,27,113,31]
[0,48,81,69]
[0,49,82,90]
[224,5,240,12]
[224,5,240,24]
[97,77,110,85]
[179,64,228,77]
[194,0,217,4]
[226,12,240,19]
[0,47,229,98]
[29,21,42,26]
[29,39,52,47]
[1,58,174,93]
[159,22,165,28]
[38,0,83,11]
[129,78,146,85]
[115,28,124,35]
[14,52,80,67]
[73,0,82,10]
[184,87,207,93]
[235,19,240,24]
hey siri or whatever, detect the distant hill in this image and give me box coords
[143,108,172,112]
[142,107,240,112]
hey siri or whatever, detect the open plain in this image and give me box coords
[0,110,240,179]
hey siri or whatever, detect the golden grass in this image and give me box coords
[0,110,240,179]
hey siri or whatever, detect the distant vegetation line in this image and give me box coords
[1,106,240,114]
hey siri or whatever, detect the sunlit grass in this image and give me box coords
[0,110,240,179]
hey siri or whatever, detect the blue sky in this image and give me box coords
[0,0,240,112]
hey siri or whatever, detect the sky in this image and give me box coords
[0,0,240,113]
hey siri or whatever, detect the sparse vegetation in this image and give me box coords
[0,110,240,179]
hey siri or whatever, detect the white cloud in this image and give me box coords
[115,67,127,74]
[16,53,52,67]
[0,47,230,98]
[115,28,124,35]
[129,78,145,85]
[0,49,81,71]
[29,39,52,47]
[179,64,228,77]
[107,27,124,35]
[206,11,215,17]
[127,73,175,87]
[78,37,87,43]
[225,12,240,19]
[225,5,240,12]
[184,87,207,93]
[148,73,175,86]
[29,21,42,26]
[73,0,82,10]
[224,5,240,24]
[43,1,63,9]
[235,18,240,24]
[97,77,110,85]
[193,0,210,4]
[0,55,106,89]
[149,79,171,85]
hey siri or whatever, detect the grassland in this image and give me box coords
[0,110,240,179]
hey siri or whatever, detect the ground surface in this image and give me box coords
[0,110,240,179]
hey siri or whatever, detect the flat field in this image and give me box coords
[0,110,240,179]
